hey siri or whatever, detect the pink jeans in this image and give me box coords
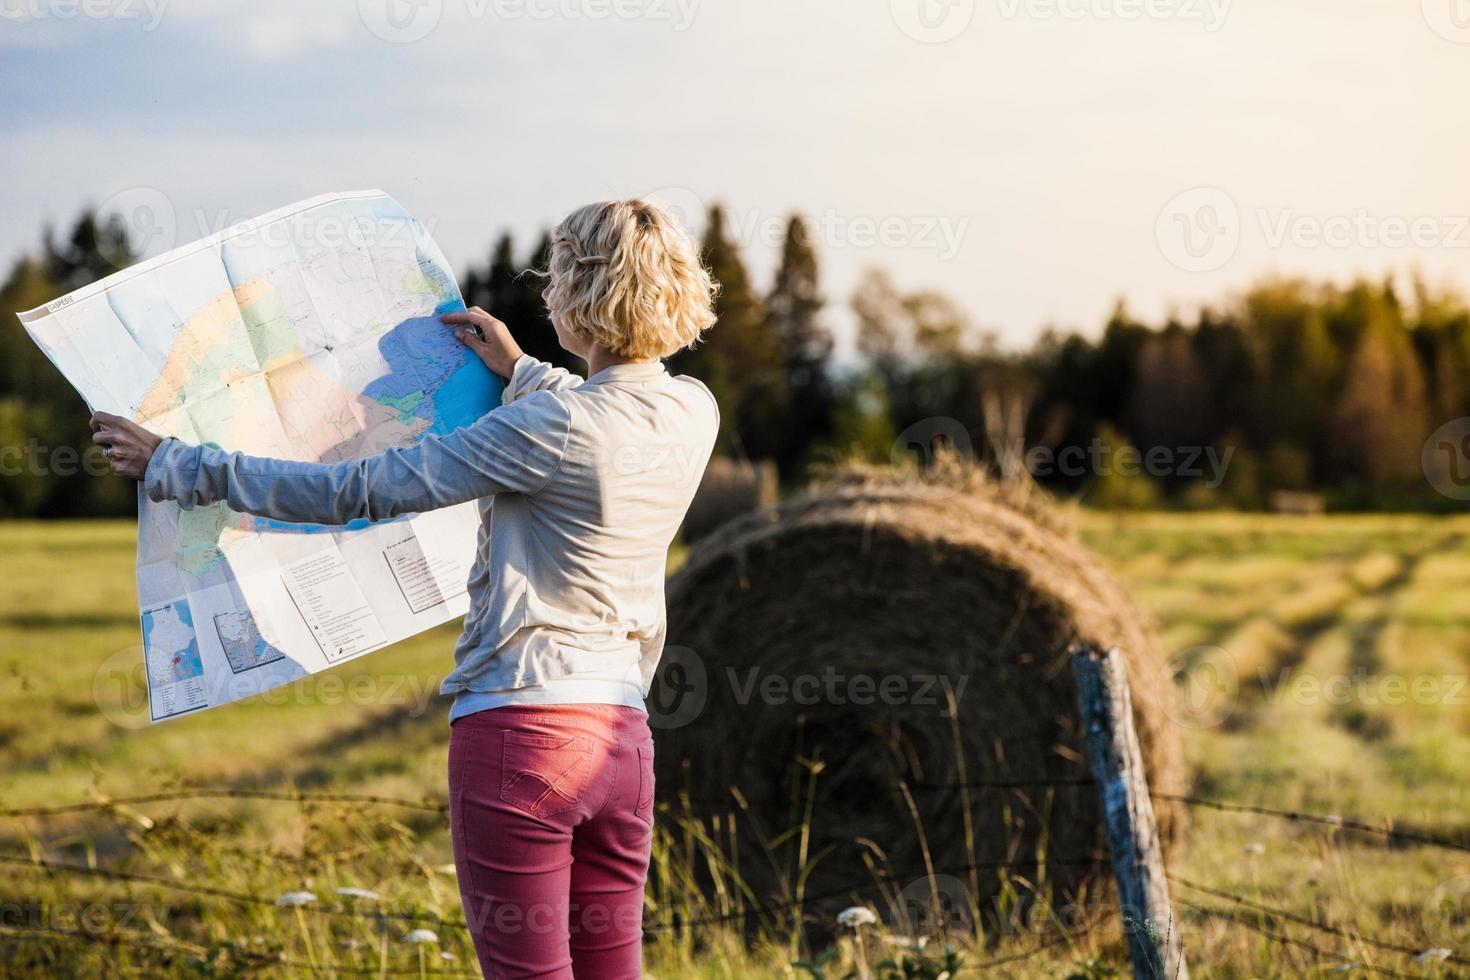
[448,704,655,979]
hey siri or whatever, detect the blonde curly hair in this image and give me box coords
[541,199,718,360]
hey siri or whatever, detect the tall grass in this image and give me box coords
[2,515,1469,976]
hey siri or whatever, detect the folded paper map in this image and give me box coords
[19,190,499,722]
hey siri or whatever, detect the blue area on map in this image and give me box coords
[251,294,502,535]
[141,600,205,680]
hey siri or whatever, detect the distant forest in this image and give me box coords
[3,207,1468,517]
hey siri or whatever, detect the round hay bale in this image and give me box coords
[656,467,1185,913]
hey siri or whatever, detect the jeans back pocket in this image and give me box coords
[635,743,655,825]
[500,731,593,819]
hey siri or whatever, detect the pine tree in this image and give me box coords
[766,216,833,476]
[461,232,575,373]
[670,205,785,456]
[3,212,139,516]
[1330,301,1431,489]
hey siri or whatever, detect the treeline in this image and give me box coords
[2,207,1468,517]
[466,207,1470,511]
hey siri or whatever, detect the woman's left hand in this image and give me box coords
[90,412,163,480]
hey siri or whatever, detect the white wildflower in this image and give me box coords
[837,906,878,929]
[403,929,439,945]
[1414,948,1451,965]
[276,891,317,907]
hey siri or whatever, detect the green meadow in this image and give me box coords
[1,514,1468,977]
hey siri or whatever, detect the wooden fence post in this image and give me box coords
[1071,646,1188,980]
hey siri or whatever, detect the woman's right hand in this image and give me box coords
[442,307,525,380]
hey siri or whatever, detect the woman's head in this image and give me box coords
[542,199,718,361]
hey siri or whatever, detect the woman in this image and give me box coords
[91,199,721,979]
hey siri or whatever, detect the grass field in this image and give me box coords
[1,514,1468,977]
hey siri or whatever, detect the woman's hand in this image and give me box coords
[90,412,163,481]
[442,307,524,379]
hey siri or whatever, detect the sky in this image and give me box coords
[2,0,1468,356]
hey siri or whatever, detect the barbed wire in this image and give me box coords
[1171,874,1467,966]
[0,843,1107,944]
[1154,793,1470,855]
[956,913,1106,974]
[7,783,1467,857]
[0,789,448,818]
[642,853,1109,933]
[1178,899,1435,980]
[6,781,1467,975]
[0,921,478,977]
[0,852,468,932]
